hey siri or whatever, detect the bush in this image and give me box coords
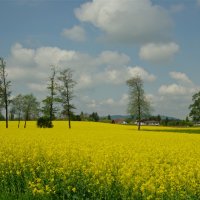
[37,117,53,128]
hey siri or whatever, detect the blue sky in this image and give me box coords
[1,0,200,119]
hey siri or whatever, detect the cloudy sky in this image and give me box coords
[1,0,200,119]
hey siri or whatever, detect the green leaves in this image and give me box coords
[189,91,200,122]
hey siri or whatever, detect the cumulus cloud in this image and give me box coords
[7,43,157,116]
[7,43,140,95]
[159,84,188,95]
[139,42,179,63]
[75,0,172,43]
[127,66,156,82]
[97,51,130,66]
[11,43,35,64]
[77,74,92,89]
[34,47,77,67]
[10,43,77,69]
[96,66,156,85]
[169,71,192,84]
[158,84,198,96]
[62,25,86,42]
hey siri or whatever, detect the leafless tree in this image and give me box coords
[0,58,11,128]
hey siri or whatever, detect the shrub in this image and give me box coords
[37,117,53,128]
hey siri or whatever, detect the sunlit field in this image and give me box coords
[0,121,200,200]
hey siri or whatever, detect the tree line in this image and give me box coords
[0,58,76,129]
[1,56,200,130]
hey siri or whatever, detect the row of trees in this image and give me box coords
[1,56,200,130]
[0,58,76,129]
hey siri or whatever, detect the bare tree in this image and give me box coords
[58,68,76,129]
[0,58,11,128]
[126,76,151,130]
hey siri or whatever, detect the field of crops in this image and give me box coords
[0,121,200,200]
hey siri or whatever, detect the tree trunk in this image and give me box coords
[5,102,8,128]
[3,66,8,128]
[138,121,141,131]
[68,109,71,129]
[18,113,21,128]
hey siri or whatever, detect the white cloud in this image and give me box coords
[34,47,77,67]
[11,43,35,64]
[7,43,137,96]
[169,71,192,84]
[104,69,123,84]
[7,43,157,116]
[77,74,92,89]
[96,66,156,85]
[158,84,195,95]
[7,67,29,80]
[10,43,77,69]
[128,66,156,82]
[197,0,200,6]
[62,25,86,42]
[139,42,179,63]
[75,0,172,43]
[146,94,155,102]
[97,51,130,66]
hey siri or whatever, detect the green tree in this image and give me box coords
[89,112,100,122]
[186,116,189,123]
[11,94,24,128]
[0,58,11,128]
[0,112,4,120]
[189,91,200,122]
[58,68,76,129]
[164,117,169,126]
[157,115,161,122]
[22,94,40,128]
[126,76,151,130]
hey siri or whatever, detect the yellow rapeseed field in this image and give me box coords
[0,121,200,199]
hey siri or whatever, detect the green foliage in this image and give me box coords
[126,76,151,130]
[160,119,193,127]
[41,66,59,122]
[37,117,53,128]
[0,112,5,121]
[70,113,81,121]
[189,91,200,122]
[58,68,76,128]
[89,112,99,122]
[23,94,40,121]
